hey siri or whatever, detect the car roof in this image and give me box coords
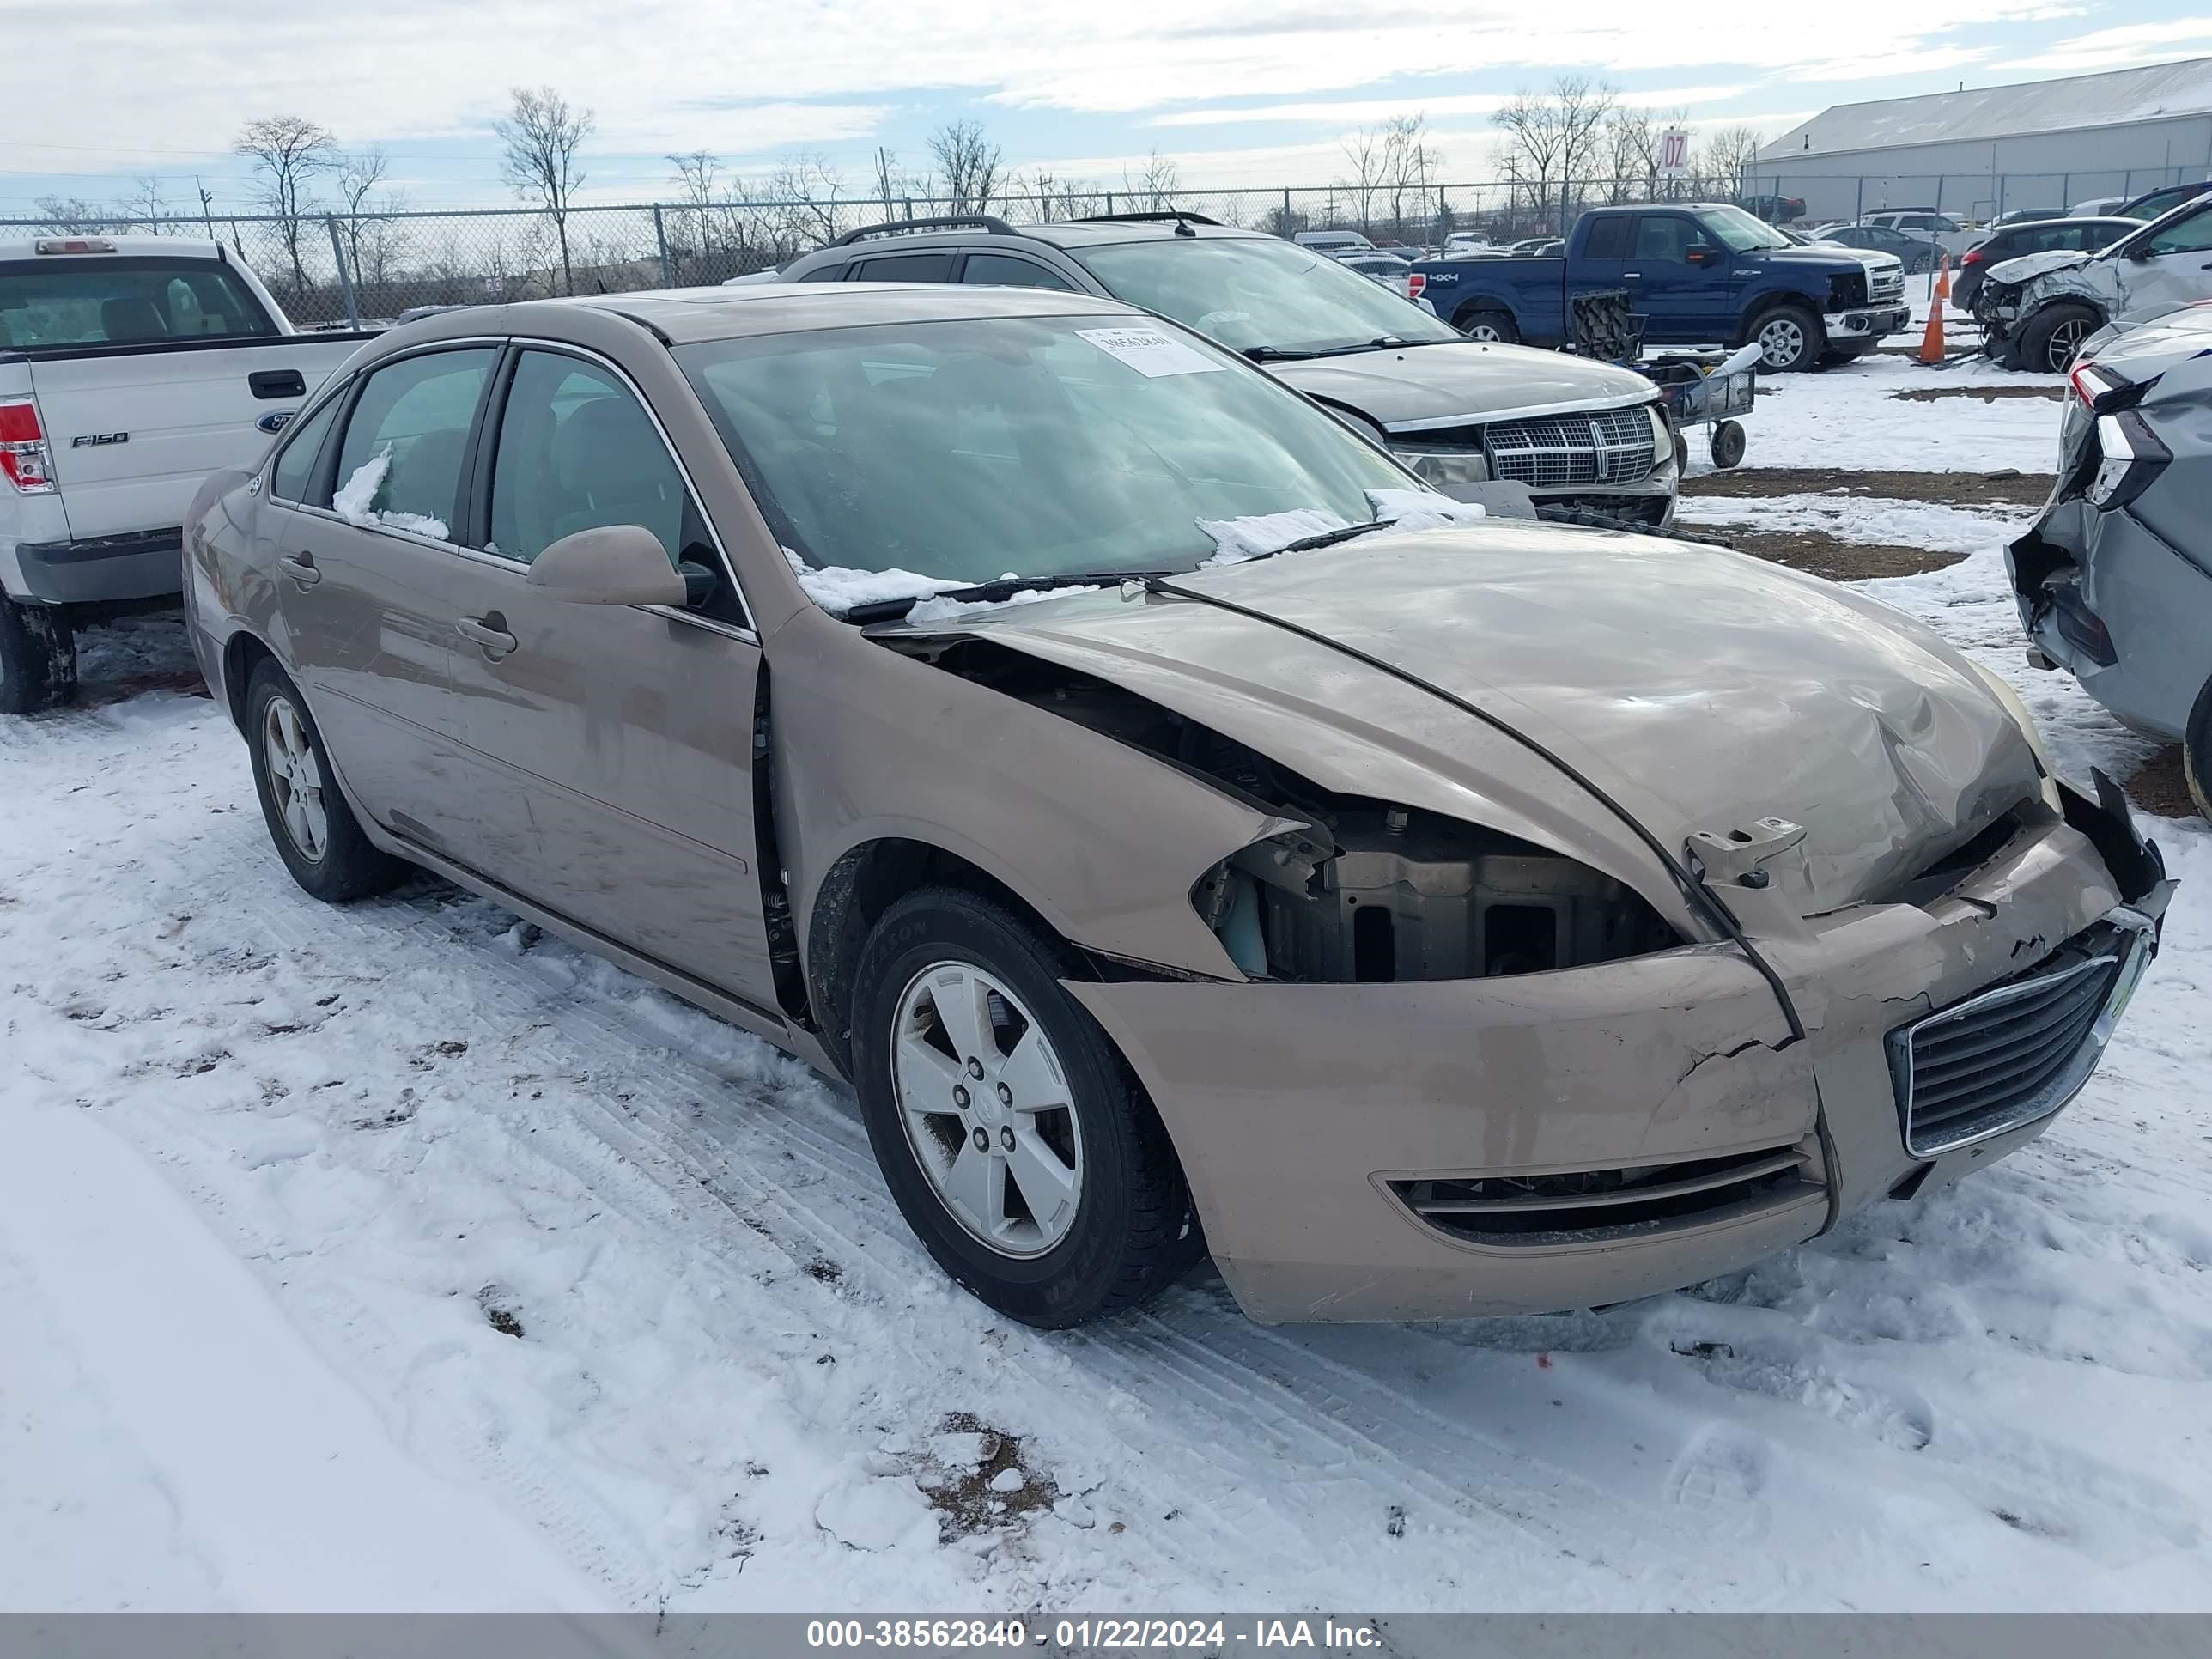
[0,234,225,263]
[419,281,1150,347]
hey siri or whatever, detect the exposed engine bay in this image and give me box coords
[890,635,1680,982]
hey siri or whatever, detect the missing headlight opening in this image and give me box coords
[1195,809,1680,984]
[891,637,1680,983]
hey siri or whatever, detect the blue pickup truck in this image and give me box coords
[1411,203,1911,371]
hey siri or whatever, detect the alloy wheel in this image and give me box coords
[890,961,1085,1258]
[2045,316,2090,373]
[1757,316,1807,369]
[261,695,329,862]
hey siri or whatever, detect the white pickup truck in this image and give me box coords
[2,235,372,710]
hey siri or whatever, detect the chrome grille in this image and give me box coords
[1484,406,1656,489]
[1869,270,1905,305]
[1887,920,2148,1157]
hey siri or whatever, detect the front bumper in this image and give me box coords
[1071,800,2168,1323]
[2009,495,2212,742]
[12,528,185,606]
[1389,434,1680,529]
[1823,304,1912,347]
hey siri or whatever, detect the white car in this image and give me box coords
[2,235,370,710]
[1292,229,1374,255]
[2070,197,2132,219]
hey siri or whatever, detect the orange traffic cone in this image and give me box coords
[1918,292,1947,365]
[1935,252,1953,302]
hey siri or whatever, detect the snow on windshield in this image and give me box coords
[782,547,965,616]
[331,447,450,542]
[1199,488,1486,568]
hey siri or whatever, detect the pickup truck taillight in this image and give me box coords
[1406,272,1426,300]
[0,398,58,494]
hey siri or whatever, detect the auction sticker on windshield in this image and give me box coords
[1078,325,1224,377]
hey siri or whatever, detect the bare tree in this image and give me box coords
[33,195,107,234]
[1382,114,1439,237]
[1337,126,1386,231]
[331,146,396,287]
[667,149,726,275]
[496,86,594,295]
[1493,77,1615,230]
[769,151,847,252]
[928,120,1003,214]
[1605,109,1658,203]
[1699,125,1765,200]
[118,175,172,232]
[1123,149,1181,211]
[234,114,338,294]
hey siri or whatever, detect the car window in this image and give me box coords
[2145,205,2212,255]
[961,252,1077,291]
[269,393,341,503]
[0,255,277,350]
[852,252,956,283]
[797,263,848,282]
[1632,216,1708,264]
[1073,237,1460,354]
[328,348,495,539]
[1582,217,1633,259]
[678,313,1412,592]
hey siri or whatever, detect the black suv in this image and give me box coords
[761,213,1680,526]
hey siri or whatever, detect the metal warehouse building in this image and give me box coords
[1747,56,2212,224]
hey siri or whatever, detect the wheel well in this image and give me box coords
[1453,299,1511,328]
[805,838,1067,1075]
[221,631,276,734]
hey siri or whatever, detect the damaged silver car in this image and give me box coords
[2012,303,2212,817]
[1978,196,2212,372]
[184,284,2173,1328]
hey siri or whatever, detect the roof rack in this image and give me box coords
[826,215,1019,248]
[1070,210,1224,233]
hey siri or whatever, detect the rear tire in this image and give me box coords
[244,659,404,902]
[849,886,1204,1328]
[1457,308,1520,344]
[0,596,76,714]
[1748,304,1822,372]
[2020,302,2099,374]
[2185,676,2212,823]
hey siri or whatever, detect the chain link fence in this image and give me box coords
[14,166,2191,329]
[1744,166,2203,227]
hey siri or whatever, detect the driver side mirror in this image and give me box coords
[526,523,688,606]
[1686,246,1720,267]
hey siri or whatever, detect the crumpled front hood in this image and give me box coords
[1267,342,1656,430]
[916,526,2043,919]
[1987,247,2094,289]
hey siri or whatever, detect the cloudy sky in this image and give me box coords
[7,1,2209,217]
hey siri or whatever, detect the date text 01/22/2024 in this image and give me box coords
[805,1619,1386,1650]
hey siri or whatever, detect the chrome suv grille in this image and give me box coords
[1484,405,1656,489]
[1389,1143,1820,1248]
[1869,270,1905,305]
[1887,920,2149,1157]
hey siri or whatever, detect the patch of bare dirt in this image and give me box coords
[917,1413,1058,1540]
[1696,525,1966,582]
[2125,745,2202,822]
[1685,467,2053,507]
[1892,385,2063,404]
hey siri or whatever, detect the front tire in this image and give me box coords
[1748,304,1822,372]
[849,887,1203,1328]
[1457,308,1520,344]
[245,659,403,902]
[0,596,76,714]
[2021,302,2099,374]
[2185,676,2212,823]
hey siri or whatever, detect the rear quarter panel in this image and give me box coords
[1412,258,1565,340]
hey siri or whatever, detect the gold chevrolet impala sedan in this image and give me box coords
[183,283,2172,1327]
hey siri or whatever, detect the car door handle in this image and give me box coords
[1624,270,1642,278]
[455,614,518,656]
[278,552,321,587]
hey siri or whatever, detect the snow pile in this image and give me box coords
[332,448,450,542]
[782,546,963,616]
[905,585,1106,624]
[1200,488,1486,568]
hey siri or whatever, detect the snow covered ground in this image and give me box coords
[4,350,2209,1614]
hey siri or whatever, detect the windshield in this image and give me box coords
[1072,237,1461,355]
[0,255,277,350]
[678,313,1413,592]
[1697,207,1794,252]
